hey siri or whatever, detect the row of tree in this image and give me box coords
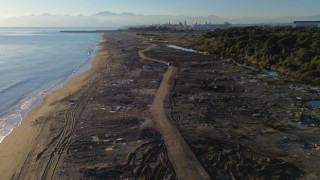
[193,27,320,84]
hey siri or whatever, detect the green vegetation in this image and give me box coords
[193,27,320,84]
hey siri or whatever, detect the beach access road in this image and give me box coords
[139,44,210,180]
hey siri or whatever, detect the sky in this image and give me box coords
[0,0,319,18]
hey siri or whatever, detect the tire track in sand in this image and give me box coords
[40,56,112,180]
[40,83,98,180]
[139,44,210,180]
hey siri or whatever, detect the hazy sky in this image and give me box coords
[0,0,319,18]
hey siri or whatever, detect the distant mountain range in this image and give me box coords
[0,11,319,27]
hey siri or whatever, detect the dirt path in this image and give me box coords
[139,44,210,180]
[139,44,169,65]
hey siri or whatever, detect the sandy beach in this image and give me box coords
[1,30,319,179]
[0,34,109,179]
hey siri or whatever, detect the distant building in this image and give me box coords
[293,21,320,28]
[192,22,231,31]
[165,21,191,30]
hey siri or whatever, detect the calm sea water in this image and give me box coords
[0,27,108,142]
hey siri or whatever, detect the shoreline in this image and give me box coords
[0,34,108,179]
[0,30,314,179]
[0,32,100,144]
[0,53,95,144]
[4,31,179,179]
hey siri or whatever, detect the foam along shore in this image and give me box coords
[0,35,108,180]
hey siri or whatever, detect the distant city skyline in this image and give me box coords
[0,0,319,18]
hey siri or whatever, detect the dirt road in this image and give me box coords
[139,44,210,180]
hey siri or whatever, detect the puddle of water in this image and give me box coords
[231,60,258,71]
[306,101,320,108]
[166,45,197,52]
[166,44,209,55]
[264,71,279,77]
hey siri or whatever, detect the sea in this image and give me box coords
[0,27,113,143]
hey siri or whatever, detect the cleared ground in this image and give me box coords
[7,31,320,179]
[142,32,320,179]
